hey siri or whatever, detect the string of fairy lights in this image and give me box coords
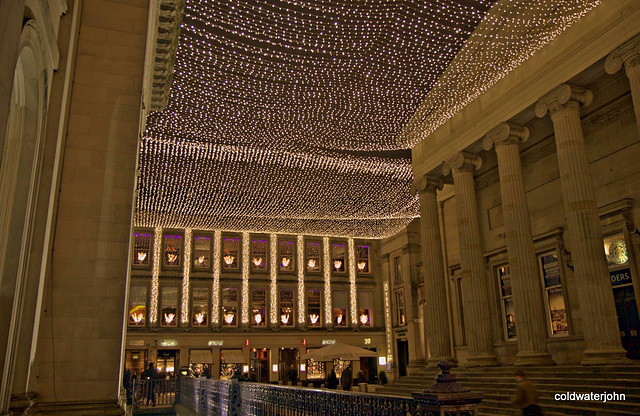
[137,0,600,238]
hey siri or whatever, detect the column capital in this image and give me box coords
[412,174,443,195]
[535,84,593,118]
[442,152,482,176]
[482,123,530,151]
[605,35,640,75]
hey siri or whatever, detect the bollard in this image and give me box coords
[358,383,368,393]
[412,361,483,416]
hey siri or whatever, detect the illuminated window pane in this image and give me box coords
[193,236,211,269]
[356,245,370,274]
[222,287,238,327]
[279,289,294,327]
[305,241,321,273]
[160,286,179,327]
[604,234,629,267]
[279,239,295,272]
[251,239,268,270]
[332,290,347,327]
[192,286,209,327]
[133,233,151,266]
[129,285,147,327]
[305,358,325,380]
[539,251,569,336]
[164,234,182,267]
[222,237,239,270]
[331,243,345,272]
[358,291,373,327]
[393,256,402,285]
[498,265,516,339]
[307,289,321,327]
[251,289,266,327]
[395,290,405,326]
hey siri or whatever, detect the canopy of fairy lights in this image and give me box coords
[136,0,600,238]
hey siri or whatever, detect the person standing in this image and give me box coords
[142,363,157,406]
[287,364,298,386]
[512,370,542,416]
[341,365,352,391]
[326,369,338,389]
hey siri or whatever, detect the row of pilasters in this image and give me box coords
[417,36,640,365]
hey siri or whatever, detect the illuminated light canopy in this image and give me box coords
[136,0,599,238]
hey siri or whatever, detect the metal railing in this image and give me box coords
[178,376,425,416]
[130,378,178,408]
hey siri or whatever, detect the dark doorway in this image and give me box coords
[360,348,377,383]
[156,349,179,377]
[251,348,270,382]
[279,348,298,384]
[396,340,409,377]
[613,285,640,359]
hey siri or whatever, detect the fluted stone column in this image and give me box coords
[536,84,629,365]
[483,124,555,366]
[413,175,454,366]
[606,35,640,136]
[443,153,498,366]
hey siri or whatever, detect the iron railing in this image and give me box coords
[131,378,178,408]
[178,376,425,416]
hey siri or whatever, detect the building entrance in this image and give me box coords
[396,340,408,377]
[251,348,270,382]
[279,348,299,384]
[156,349,179,376]
[612,284,640,359]
[125,349,147,378]
[359,348,377,383]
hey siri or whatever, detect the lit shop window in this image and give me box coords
[193,235,211,270]
[279,239,295,272]
[128,285,147,327]
[358,291,373,327]
[393,256,402,285]
[279,289,295,327]
[538,251,568,336]
[604,234,630,268]
[133,232,151,266]
[251,288,266,327]
[251,238,267,271]
[222,236,239,270]
[160,286,179,327]
[305,241,321,273]
[191,286,209,327]
[332,290,347,327]
[164,234,182,268]
[331,243,346,273]
[356,245,370,274]
[222,287,238,327]
[498,265,516,340]
[395,290,406,326]
[305,357,325,380]
[307,289,322,327]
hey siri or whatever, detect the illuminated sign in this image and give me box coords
[322,339,336,345]
[364,338,371,345]
[160,340,177,347]
[208,340,224,346]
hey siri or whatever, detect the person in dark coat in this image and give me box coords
[326,369,338,389]
[341,365,352,391]
[512,370,543,416]
[142,363,157,406]
[287,364,298,386]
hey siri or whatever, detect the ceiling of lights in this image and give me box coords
[135,0,600,238]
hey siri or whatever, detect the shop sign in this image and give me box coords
[322,339,336,345]
[208,340,224,346]
[364,338,371,345]
[610,268,632,287]
[129,340,144,347]
[160,340,177,347]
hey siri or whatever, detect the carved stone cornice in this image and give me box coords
[482,123,530,151]
[412,174,443,195]
[142,0,185,115]
[605,35,640,75]
[442,152,482,176]
[535,84,593,118]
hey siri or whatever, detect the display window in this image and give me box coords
[279,289,295,327]
[538,251,569,336]
[222,287,238,327]
[193,235,212,270]
[128,285,148,327]
[331,243,346,273]
[163,233,182,268]
[133,232,151,267]
[358,291,373,327]
[191,286,210,327]
[160,285,179,327]
[251,238,268,271]
[356,245,370,274]
[251,288,266,327]
[307,289,322,327]
[305,241,322,273]
[332,290,347,327]
[497,265,516,340]
[222,236,240,270]
[279,239,295,272]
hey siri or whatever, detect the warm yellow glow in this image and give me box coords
[253,257,263,267]
[131,313,144,323]
[281,314,290,325]
[309,314,319,325]
[164,313,175,324]
[333,260,342,270]
[254,313,262,325]
[359,313,369,325]
[336,315,343,325]
[357,261,367,271]
[137,252,147,262]
[197,256,205,264]
[195,313,205,324]
[281,257,291,268]
[307,258,316,269]
[223,254,235,265]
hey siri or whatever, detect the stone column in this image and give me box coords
[483,124,555,366]
[536,84,629,365]
[605,35,640,136]
[443,153,498,366]
[413,175,454,366]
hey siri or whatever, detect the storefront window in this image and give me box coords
[164,233,182,268]
[305,241,321,273]
[160,286,179,327]
[358,291,373,327]
[395,290,406,326]
[305,357,325,380]
[280,289,295,327]
[539,251,568,336]
[251,238,267,271]
[128,285,147,327]
[193,235,211,270]
[307,289,322,327]
[222,237,240,270]
[191,286,209,327]
[279,239,295,272]
[133,232,151,266]
[251,288,266,327]
[498,265,516,340]
[220,350,243,380]
[222,287,238,327]
[356,245,370,274]
[331,243,346,272]
[332,359,351,379]
[332,290,347,327]
[393,256,402,285]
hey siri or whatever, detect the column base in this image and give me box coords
[515,351,556,366]
[465,354,499,367]
[581,348,632,366]
[427,356,457,367]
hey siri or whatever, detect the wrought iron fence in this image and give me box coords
[178,376,424,416]
[131,378,178,408]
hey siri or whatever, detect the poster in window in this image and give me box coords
[504,297,516,339]
[547,287,568,335]
[540,253,561,288]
